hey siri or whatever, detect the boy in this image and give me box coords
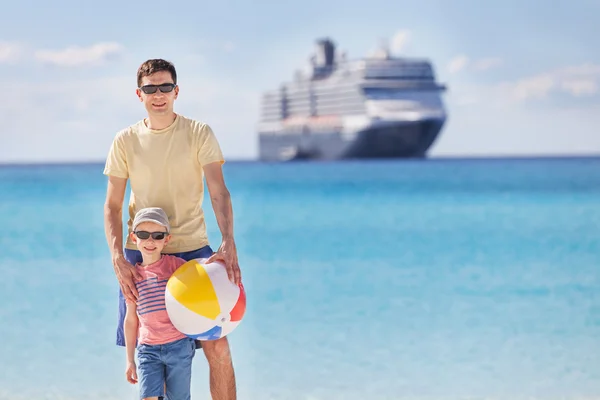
[124,207,196,400]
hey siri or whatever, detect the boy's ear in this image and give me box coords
[164,234,172,244]
[129,232,137,243]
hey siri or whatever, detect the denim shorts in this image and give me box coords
[115,245,214,348]
[137,337,196,400]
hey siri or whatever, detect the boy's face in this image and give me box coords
[130,221,171,258]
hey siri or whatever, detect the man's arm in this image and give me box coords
[104,175,141,301]
[104,176,127,258]
[204,162,241,284]
[204,162,234,240]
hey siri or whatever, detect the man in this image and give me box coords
[103,58,242,400]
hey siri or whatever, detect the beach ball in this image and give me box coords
[165,258,246,340]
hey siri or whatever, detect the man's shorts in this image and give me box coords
[115,245,215,348]
[137,337,196,400]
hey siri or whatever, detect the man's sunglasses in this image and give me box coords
[134,231,168,240]
[139,83,176,94]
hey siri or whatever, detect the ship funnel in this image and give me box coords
[314,38,335,67]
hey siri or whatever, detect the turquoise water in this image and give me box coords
[1,158,599,400]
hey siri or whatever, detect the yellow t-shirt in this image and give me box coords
[103,114,225,253]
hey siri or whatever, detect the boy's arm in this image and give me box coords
[124,300,139,364]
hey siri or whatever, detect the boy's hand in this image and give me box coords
[126,361,138,384]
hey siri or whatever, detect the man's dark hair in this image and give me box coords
[136,59,177,87]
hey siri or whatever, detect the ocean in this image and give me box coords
[0,157,599,400]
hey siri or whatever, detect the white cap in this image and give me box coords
[132,207,170,232]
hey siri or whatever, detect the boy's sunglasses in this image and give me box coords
[134,231,168,240]
[139,83,176,94]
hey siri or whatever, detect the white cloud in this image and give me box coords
[366,29,410,58]
[446,62,600,110]
[34,42,125,67]
[433,62,600,157]
[390,30,410,54]
[223,41,235,53]
[500,63,600,101]
[473,57,503,71]
[431,100,600,157]
[0,41,23,64]
[0,73,259,163]
[561,79,598,96]
[447,55,502,74]
[0,76,135,163]
[447,55,469,74]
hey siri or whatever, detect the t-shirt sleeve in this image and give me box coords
[103,133,129,178]
[196,123,225,166]
[169,256,188,275]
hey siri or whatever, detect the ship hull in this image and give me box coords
[258,118,445,161]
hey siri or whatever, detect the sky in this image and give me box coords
[0,0,598,163]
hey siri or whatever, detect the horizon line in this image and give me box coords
[1,153,600,168]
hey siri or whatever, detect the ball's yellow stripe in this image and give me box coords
[167,260,220,319]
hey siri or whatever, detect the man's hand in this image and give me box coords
[113,254,142,302]
[207,239,242,285]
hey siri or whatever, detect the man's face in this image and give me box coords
[136,71,179,117]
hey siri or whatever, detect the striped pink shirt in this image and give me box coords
[135,255,187,345]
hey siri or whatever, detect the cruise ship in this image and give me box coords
[257,38,448,161]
